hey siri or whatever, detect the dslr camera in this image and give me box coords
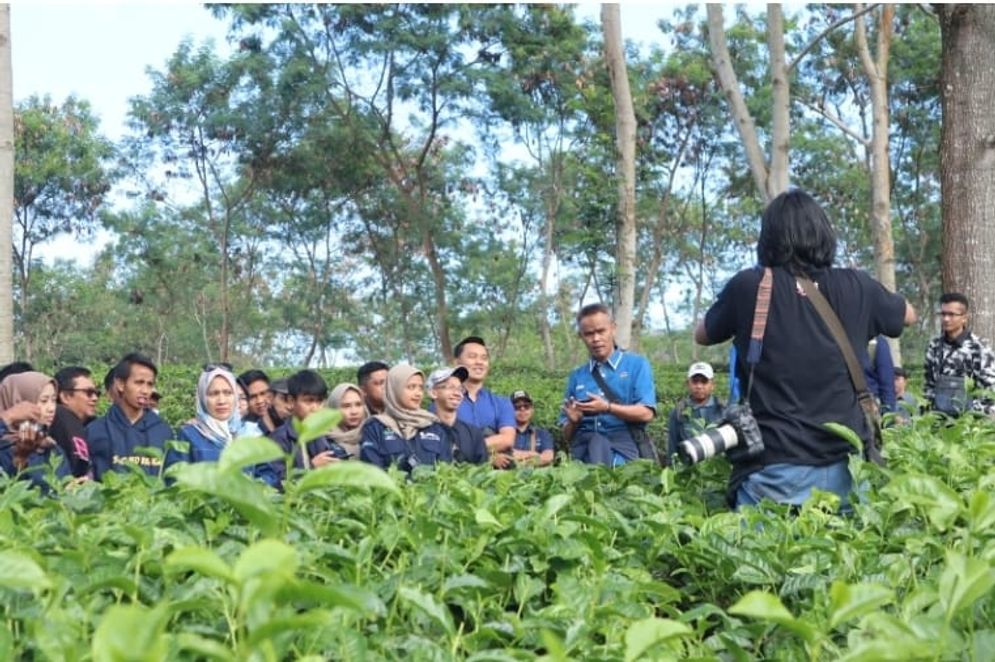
[677,403,764,465]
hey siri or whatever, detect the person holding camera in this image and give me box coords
[694,189,915,510]
[561,303,657,466]
[0,371,60,490]
[666,362,725,462]
[923,292,995,417]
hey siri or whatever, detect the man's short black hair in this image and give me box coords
[103,368,115,392]
[757,189,836,275]
[454,336,486,358]
[357,361,389,386]
[239,369,270,388]
[288,369,328,399]
[113,352,158,383]
[576,303,612,326]
[894,367,907,379]
[0,361,34,384]
[54,366,92,393]
[940,292,970,310]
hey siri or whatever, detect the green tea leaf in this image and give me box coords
[0,550,52,592]
[175,633,234,661]
[474,507,501,528]
[92,603,170,662]
[293,408,343,445]
[293,460,401,495]
[170,462,279,536]
[218,435,283,473]
[623,617,691,661]
[278,579,387,616]
[540,493,572,521]
[829,580,894,628]
[399,585,454,636]
[939,550,995,620]
[968,490,995,534]
[164,546,233,583]
[729,591,815,642]
[234,539,298,583]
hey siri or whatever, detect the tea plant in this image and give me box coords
[1,410,993,659]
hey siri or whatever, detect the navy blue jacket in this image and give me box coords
[86,404,173,480]
[165,423,280,488]
[360,418,453,471]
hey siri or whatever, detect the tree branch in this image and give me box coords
[788,3,880,73]
[795,96,871,147]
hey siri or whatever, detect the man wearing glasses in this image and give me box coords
[50,366,100,478]
[924,292,995,416]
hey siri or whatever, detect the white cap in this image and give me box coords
[426,366,469,389]
[687,362,714,380]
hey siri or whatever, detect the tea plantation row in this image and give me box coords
[1,401,992,659]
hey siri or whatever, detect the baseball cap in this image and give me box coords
[510,390,533,404]
[687,362,714,380]
[426,366,469,389]
[270,378,290,395]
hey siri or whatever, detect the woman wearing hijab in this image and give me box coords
[0,371,61,488]
[326,383,367,459]
[166,367,244,467]
[360,364,454,471]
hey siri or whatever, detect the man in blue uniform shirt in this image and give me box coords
[453,336,516,468]
[560,304,657,466]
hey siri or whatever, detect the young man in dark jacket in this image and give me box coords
[86,353,173,480]
[50,366,100,478]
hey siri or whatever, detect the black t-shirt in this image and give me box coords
[704,266,906,479]
[49,405,92,478]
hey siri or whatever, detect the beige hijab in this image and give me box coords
[326,382,366,456]
[372,364,437,440]
[0,371,56,446]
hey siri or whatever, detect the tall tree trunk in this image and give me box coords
[707,4,790,201]
[766,4,790,196]
[601,3,637,348]
[938,4,995,342]
[0,4,12,364]
[855,4,900,362]
[423,231,453,361]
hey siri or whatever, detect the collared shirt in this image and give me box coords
[513,424,554,453]
[559,349,657,435]
[454,386,516,434]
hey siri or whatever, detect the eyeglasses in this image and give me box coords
[203,362,235,372]
[937,312,966,318]
[64,388,101,398]
[514,403,533,411]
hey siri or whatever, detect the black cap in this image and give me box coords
[510,390,532,404]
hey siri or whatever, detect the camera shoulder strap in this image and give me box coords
[741,267,774,403]
[797,275,885,464]
[591,362,622,404]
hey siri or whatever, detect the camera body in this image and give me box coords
[677,403,764,465]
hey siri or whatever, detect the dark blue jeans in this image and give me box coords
[570,429,639,467]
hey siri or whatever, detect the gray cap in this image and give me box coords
[426,365,469,389]
[270,378,290,395]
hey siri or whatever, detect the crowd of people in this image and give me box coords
[1,189,993,511]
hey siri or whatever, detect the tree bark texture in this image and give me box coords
[938,4,995,343]
[766,4,790,197]
[855,3,900,362]
[0,5,13,364]
[706,4,773,201]
[601,3,637,348]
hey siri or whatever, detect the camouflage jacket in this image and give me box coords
[923,330,995,413]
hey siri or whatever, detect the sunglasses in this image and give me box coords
[514,403,533,410]
[65,388,101,398]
